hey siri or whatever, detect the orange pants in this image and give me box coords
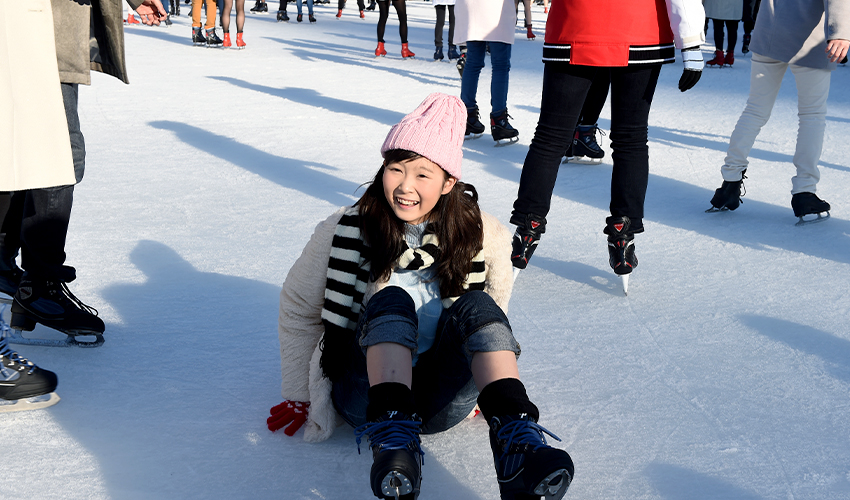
[192,0,218,29]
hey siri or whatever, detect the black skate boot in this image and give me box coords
[251,0,268,13]
[791,192,831,226]
[206,28,223,46]
[509,213,546,270]
[605,216,637,294]
[434,45,444,61]
[741,33,751,54]
[0,265,23,298]
[489,413,574,500]
[491,109,519,145]
[192,26,207,45]
[355,411,424,500]
[10,279,105,338]
[707,171,746,212]
[465,107,486,139]
[456,46,466,76]
[447,44,460,60]
[366,0,376,10]
[277,8,289,20]
[570,123,605,164]
[0,337,59,412]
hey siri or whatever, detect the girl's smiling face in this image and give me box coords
[382,156,457,225]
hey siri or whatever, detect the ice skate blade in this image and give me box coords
[512,267,521,282]
[380,471,413,498]
[0,392,60,413]
[563,156,602,165]
[795,211,830,226]
[464,133,483,140]
[533,468,571,500]
[6,329,104,348]
[494,136,519,147]
[621,274,629,295]
[705,206,732,213]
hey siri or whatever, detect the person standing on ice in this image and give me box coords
[509,0,705,295]
[703,0,742,67]
[374,0,414,58]
[220,0,247,48]
[455,0,521,145]
[706,0,849,225]
[266,93,574,500]
[0,0,167,409]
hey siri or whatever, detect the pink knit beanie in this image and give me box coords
[381,93,467,180]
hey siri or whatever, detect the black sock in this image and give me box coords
[366,382,415,421]
[477,378,539,423]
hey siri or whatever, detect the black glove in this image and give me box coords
[679,47,703,92]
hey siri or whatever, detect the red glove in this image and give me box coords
[268,401,310,436]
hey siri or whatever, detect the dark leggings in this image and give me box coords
[434,4,454,47]
[713,19,739,52]
[579,69,610,126]
[220,0,245,33]
[338,0,365,11]
[377,0,407,44]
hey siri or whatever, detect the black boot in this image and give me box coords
[10,278,105,336]
[604,216,637,276]
[509,213,546,270]
[491,109,519,144]
[571,123,605,162]
[708,170,746,211]
[465,107,486,138]
[741,33,751,53]
[366,0,376,10]
[791,192,831,225]
[192,26,207,45]
[206,28,224,46]
[0,337,58,402]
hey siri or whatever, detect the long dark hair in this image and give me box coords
[357,149,484,298]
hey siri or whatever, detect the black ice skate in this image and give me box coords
[605,216,637,295]
[491,109,519,146]
[192,26,206,46]
[465,107,485,140]
[205,28,224,47]
[792,192,831,226]
[706,171,746,212]
[456,47,466,77]
[433,45,444,61]
[489,413,574,500]
[0,336,60,413]
[9,279,105,347]
[355,411,424,500]
[447,44,460,60]
[566,123,605,164]
[741,33,751,54]
[510,213,547,272]
[250,0,269,13]
[277,9,289,21]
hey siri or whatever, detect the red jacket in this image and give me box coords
[543,0,696,66]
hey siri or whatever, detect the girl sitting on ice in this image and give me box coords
[266,93,574,500]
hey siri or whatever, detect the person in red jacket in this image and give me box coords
[509,0,704,294]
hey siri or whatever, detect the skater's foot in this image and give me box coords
[11,279,105,336]
[0,337,58,402]
[355,411,424,500]
[510,213,547,270]
[434,45,444,61]
[236,32,246,48]
[491,109,519,145]
[706,49,725,67]
[222,32,232,48]
[447,44,460,60]
[465,106,485,139]
[605,216,637,276]
[0,265,23,297]
[375,41,387,57]
[401,43,415,59]
[192,26,206,45]
[205,28,223,46]
[742,33,751,54]
[489,413,574,500]
[571,123,605,162]
[707,171,746,212]
[792,192,831,225]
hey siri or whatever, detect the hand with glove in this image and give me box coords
[268,401,310,436]
[679,47,703,92]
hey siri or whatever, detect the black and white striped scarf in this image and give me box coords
[322,206,486,339]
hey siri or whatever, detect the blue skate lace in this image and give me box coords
[0,337,39,375]
[495,419,562,460]
[354,418,424,461]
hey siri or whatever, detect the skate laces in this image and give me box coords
[494,417,561,460]
[0,337,39,375]
[354,418,424,460]
[50,282,99,317]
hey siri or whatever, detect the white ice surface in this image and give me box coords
[3,4,850,499]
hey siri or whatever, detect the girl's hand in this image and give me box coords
[826,39,849,63]
[268,401,310,436]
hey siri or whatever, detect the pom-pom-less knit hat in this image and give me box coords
[381,93,467,180]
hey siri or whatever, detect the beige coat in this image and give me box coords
[0,1,75,190]
[454,0,517,45]
[277,208,515,442]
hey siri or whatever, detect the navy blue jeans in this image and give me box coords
[512,63,661,233]
[332,286,520,434]
[460,41,512,116]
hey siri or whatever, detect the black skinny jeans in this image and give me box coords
[512,63,661,233]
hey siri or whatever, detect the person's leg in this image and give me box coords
[0,192,25,289]
[434,5,445,48]
[296,0,302,15]
[191,0,203,26]
[221,0,232,32]
[512,64,595,221]
[447,5,454,46]
[521,0,532,26]
[307,0,313,16]
[205,0,217,28]
[460,41,486,110]
[393,0,408,43]
[725,20,738,53]
[606,64,661,232]
[579,68,610,125]
[377,0,389,42]
[722,53,787,181]
[788,63,831,195]
[713,18,724,52]
[488,41,512,116]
